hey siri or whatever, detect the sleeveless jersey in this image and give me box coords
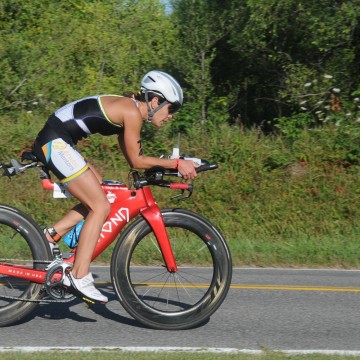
[32,95,126,183]
[47,95,123,144]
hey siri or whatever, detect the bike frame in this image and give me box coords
[0,178,180,285]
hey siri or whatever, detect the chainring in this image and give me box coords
[44,260,75,301]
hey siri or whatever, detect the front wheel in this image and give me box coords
[111,208,232,330]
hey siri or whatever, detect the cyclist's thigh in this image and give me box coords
[87,162,103,184]
[66,170,109,211]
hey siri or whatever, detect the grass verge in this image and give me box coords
[1,351,360,360]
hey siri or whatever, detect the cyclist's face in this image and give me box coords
[151,100,174,127]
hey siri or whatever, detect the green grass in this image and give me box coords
[1,117,359,268]
[1,351,360,360]
[227,232,360,268]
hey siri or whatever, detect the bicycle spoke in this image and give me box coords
[128,223,214,312]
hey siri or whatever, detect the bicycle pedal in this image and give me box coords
[62,252,75,260]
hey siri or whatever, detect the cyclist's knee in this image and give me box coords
[103,200,111,217]
[93,198,111,220]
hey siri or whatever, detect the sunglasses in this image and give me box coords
[168,101,181,114]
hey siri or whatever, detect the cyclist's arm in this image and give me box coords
[118,114,198,178]
[118,123,176,169]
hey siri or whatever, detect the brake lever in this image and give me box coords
[171,190,191,201]
[170,184,193,201]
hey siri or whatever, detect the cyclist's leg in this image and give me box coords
[33,135,110,302]
[33,135,92,244]
[44,163,101,241]
[47,204,88,239]
[62,168,110,303]
[65,169,111,279]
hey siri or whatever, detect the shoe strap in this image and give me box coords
[46,227,61,242]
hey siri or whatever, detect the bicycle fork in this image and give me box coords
[140,189,178,273]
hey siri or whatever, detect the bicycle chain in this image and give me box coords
[0,258,51,264]
[0,293,75,303]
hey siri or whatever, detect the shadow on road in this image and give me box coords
[11,285,146,329]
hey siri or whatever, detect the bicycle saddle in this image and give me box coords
[20,150,39,162]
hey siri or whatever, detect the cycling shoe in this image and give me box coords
[63,271,108,304]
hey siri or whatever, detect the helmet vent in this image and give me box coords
[144,76,155,83]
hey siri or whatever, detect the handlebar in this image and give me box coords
[0,159,39,177]
[163,162,218,177]
[1,151,218,200]
[133,161,218,199]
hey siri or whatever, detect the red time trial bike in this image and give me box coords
[0,151,232,330]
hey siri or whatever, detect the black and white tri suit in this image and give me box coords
[33,95,124,184]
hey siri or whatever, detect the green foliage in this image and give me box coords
[275,113,314,139]
[213,0,360,126]
[1,0,358,130]
[1,117,360,267]
[0,1,359,268]
[170,0,231,124]
[275,70,360,163]
[0,0,173,114]
[163,97,229,136]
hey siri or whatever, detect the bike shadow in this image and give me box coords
[17,286,209,330]
[13,284,145,328]
[19,293,146,328]
[12,275,209,330]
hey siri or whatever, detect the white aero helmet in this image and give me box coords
[141,70,183,122]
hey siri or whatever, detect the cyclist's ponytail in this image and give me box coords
[123,91,141,100]
[123,90,166,104]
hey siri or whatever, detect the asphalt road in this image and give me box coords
[1,267,360,353]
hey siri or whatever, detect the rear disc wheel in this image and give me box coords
[0,205,51,327]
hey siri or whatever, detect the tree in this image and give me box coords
[170,0,231,125]
[0,0,174,115]
[212,0,360,128]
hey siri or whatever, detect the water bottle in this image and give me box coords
[63,220,84,249]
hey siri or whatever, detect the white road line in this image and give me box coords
[1,347,360,355]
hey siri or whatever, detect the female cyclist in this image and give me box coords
[32,70,198,304]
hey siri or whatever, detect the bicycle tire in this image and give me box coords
[111,208,232,330]
[0,204,52,327]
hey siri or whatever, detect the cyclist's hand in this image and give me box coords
[178,159,199,180]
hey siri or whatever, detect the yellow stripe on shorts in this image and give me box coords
[60,164,89,184]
